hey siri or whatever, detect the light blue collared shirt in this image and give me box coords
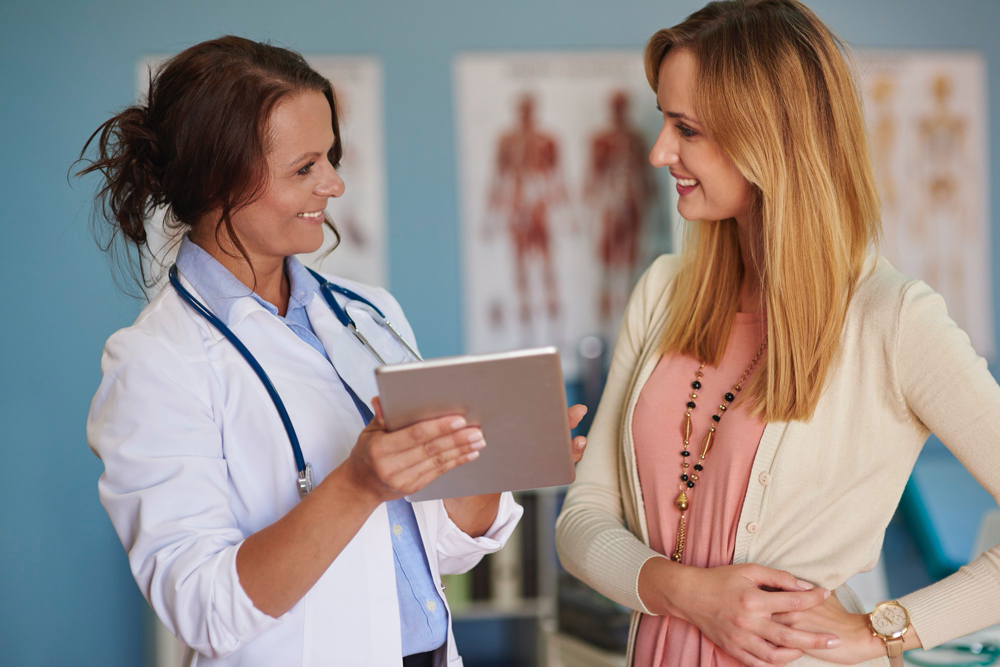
[175,238,447,657]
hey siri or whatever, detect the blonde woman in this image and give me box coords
[555,1,1000,666]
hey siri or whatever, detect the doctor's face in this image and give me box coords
[224,90,345,261]
[648,48,752,225]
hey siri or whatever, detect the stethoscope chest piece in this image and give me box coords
[298,463,314,498]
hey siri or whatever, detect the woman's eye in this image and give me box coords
[677,124,697,138]
[296,161,316,176]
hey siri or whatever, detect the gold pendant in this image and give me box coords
[675,491,689,511]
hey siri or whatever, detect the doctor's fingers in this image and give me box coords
[388,414,470,449]
[403,445,481,494]
[399,427,485,470]
[368,427,483,482]
[383,440,480,496]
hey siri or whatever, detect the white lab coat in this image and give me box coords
[88,270,522,667]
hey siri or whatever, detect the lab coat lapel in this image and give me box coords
[306,296,382,408]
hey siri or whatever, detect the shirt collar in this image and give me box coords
[175,236,320,327]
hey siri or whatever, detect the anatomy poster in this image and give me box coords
[859,50,993,358]
[455,52,673,377]
[137,54,387,291]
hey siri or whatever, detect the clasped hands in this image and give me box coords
[639,559,885,667]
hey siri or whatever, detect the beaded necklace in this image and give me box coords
[670,336,768,563]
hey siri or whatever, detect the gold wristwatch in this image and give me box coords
[869,600,910,666]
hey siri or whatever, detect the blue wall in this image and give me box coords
[2,1,998,664]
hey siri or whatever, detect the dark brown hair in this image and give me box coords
[77,35,342,292]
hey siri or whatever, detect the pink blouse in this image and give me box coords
[632,311,767,667]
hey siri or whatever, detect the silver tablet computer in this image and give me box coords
[374,347,575,502]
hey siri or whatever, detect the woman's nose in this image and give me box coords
[649,124,680,169]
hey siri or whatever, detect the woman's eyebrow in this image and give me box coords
[666,111,699,124]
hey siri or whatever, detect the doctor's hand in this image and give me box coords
[638,559,840,667]
[567,403,588,463]
[344,397,484,503]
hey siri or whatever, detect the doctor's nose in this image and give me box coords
[649,124,680,169]
[316,164,346,198]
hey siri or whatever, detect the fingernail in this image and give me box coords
[823,589,831,599]
[576,438,587,449]
[470,440,486,451]
[827,638,841,649]
[468,430,484,444]
[796,580,814,590]
[465,451,480,461]
[451,417,467,430]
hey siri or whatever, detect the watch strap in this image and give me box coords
[885,636,904,667]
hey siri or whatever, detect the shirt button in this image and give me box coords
[747,522,760,534]
[426,600,437,612]
[392,524,402,537]
[758,472,772,486]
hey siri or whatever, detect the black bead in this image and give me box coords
[692,381,702,390]
[686,481,695,488]
[681,474,689,481]
[681,450,691,457]
[712,414,721,422]
[725,392,735,402]
[694,464,703,471]
[686,401,696,409]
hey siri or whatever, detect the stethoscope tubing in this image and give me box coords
[306,268,423,364]
[168,264,418,498]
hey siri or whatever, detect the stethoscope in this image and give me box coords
[168,264,423,498]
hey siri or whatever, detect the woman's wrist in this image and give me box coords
[637,556,691,620]
[852,613,890,662]
[855,610,922,662]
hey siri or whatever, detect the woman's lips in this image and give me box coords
[675,177,700,196]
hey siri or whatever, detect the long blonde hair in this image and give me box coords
[645,0,881,422]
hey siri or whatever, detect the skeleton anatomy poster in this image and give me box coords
[137,54,387,291]
[859,50,993,358]
[455,52,673,377]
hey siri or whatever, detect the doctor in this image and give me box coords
[81,36,587,666]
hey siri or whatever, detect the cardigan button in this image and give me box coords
[758,472,772,486]
[746,522,760,534]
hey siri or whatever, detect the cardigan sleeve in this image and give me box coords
[893,279,1000,649]
[555,256,677,614]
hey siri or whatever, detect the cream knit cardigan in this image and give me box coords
[555,254,1000,666]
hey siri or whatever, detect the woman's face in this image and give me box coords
[224,90,344,262]
[649,47,752,224]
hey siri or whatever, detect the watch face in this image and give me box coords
[871,603,908,637]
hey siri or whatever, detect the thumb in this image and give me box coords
[369,396,386,429]
[750,565,816,592]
